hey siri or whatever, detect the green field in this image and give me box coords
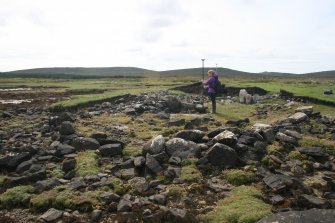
[0,76,334,109]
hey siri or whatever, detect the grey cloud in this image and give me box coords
[139,30,162,43]
[148,17,176,28]
[25,9,50,27]
[141,0,187,17]
[140,0,189,29]
[126,48,143,53]
[172,40,190,47]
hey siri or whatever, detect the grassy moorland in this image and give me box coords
[225,77,335,102]
[0,75,334,110]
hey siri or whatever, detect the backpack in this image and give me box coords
[213,79,222,92]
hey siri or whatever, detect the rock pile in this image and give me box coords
[1,89,335,222]
[78,91,207,118]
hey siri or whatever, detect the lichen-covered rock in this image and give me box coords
[288,112,308,123]
[143,135,165,155]
[213,130,237,147]
[165,138,200,159]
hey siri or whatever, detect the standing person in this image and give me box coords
[202,70,218,114]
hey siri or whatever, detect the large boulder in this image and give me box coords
[143,135,166,155]
[72,137,100,150]
[212,130,237,147]
[257,209,335,223]
[275,132,298,145]
[55,144,75,157]
[175,130,205,142]
[145,153,163,174]
[165,138,200,159]
[263,174,293,191]
[98,143,123,157]
[35,179,61,193]
[288,112,308,123]
[0,152,30,170]
[204,143,238,168]
[298,194,330,209]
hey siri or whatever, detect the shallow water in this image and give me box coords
[0,99,33,104]
[0,87,33,92]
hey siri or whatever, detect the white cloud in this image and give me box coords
[0,0,334,73]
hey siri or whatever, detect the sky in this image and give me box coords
[0,0,335,73]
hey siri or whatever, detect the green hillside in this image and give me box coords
[1,66,335,79]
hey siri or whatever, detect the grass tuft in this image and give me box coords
[30,188,100,212]
[223,169,257,186]
[204,186,272,223]
[181,165,202,183]
[75,150,100,176]
[0,185,35,209]
[299,135,335,155]
[122,145,143,157]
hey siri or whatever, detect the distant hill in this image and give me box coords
[1,66,335,79]
[301,71,335,79]
[6,67,157,77]
[159,67,256,77]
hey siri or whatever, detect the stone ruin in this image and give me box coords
[239,89,259,104]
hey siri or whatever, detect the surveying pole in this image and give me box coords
[201,59,205,80]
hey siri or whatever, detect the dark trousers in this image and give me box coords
[209,93,216,113]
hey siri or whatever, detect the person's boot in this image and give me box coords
[212,104,217,114]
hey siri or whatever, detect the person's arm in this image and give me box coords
[202,78,209,85]
[203,77,213,86]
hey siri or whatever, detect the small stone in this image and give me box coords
[59,121,75,135]
[128,177,149,193]
[117,198,132,212]
[62,159,76,172]
[134,156,145,167]
[39,208,63,222]
[100,192,120,204]
[270,195,285,205]
[91,209,102,223]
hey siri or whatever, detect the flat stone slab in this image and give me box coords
[296,147,328,157]
[263,174,293,191]
[295,106,313,114]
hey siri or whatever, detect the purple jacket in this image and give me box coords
[203,74,218,93]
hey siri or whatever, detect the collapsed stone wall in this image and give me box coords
[170,82,268,96]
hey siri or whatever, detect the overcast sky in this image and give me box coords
[0,0,334,73]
